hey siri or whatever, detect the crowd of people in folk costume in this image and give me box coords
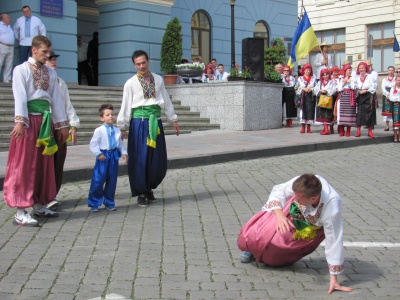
[280,42,400,142]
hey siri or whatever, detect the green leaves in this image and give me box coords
[161,17,183,74]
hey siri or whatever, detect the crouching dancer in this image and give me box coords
[237,173,353,294]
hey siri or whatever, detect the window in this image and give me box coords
[367,22,395,72]
[253,21,269,48]
[191,11,211,63]
[309,29,346,75]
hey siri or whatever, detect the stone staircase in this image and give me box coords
[0,83,220,151]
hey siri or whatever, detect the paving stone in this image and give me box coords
[1,142,400,299]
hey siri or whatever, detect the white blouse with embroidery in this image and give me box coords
[351,74,376,94]
[296,76,317,96]
[282,75,296,87]
[313,80,336,97]
[117,73,178,131]
[388,86,400,102]
[90,125,127,157]
[12,57,67,128]
[262,175,344,275]
[381,77,395,98]
[336,77,354,91]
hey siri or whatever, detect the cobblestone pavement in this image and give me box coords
[0,143,399,300]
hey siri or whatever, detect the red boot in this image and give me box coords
[307,124,312,133]
[338,125,345,136]
[330,125,334,134]
[285,120,290,127]
[288,119,293,128]
[346,126,351,137]
[368,126,375,138]
[355,126,361,137]
[320,124,329,135]
[300,123,306,133]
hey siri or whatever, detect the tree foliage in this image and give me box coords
[264,38,288,81]
[160,17,183,74]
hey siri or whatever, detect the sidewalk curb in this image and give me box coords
[0,134,389,190]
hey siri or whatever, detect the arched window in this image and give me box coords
[191,10,211,63]
[254,21,269,48]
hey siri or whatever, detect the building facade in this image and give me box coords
[298,0,400,75]
[0,0,297,85]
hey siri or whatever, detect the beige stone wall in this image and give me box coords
[297,0,400,73]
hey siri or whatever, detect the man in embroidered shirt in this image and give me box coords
[117,50,179,208]
[237,173,353,294]
[3,35,69,227]
[13,5,46,63]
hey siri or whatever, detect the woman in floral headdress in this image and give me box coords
[353,61,376,138]
[388,75,400,142]
[314,68,336,135]
[296,63,317,133]
[201,65,215,82]
[381,66,396,131]
[336,64,357,137]
[330,66,341,134]
[281,65,297,127]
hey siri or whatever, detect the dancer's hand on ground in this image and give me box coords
[328,275,353,294]
[274,209,295,234]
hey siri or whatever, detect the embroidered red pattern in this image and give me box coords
[266,200,282,209]
[329,264,343,273]
[296,202,324,224]
[15,115,29,125]
[54,120,69,129]
[28,62,50,91]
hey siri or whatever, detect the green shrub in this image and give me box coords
[160,17,183,74]
[264,38,288,81]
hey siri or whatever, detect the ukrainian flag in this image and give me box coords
[288,10,319,68]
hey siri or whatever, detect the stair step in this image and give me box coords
[0,84,220,150]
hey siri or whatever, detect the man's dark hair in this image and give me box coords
[22,5,31,10]
[211,58,217,62]
[217,64,224,68]
[181,58,189,63]
[292,173,322,198]
[132,50,149,64]
[99,103,114,116]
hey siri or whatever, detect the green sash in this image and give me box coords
[132,105,161,148]
[27,100,58,155]
[289,202,321,240]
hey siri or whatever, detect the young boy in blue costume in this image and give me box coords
[88,104,128,212]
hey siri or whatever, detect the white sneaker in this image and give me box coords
[47,199,59,210]
[14,212,39,227]
[33,207,59,218]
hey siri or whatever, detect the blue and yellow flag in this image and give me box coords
[287,10,319,68]
[393,32,399,52]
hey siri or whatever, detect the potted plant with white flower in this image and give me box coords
[175,62,205,77]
